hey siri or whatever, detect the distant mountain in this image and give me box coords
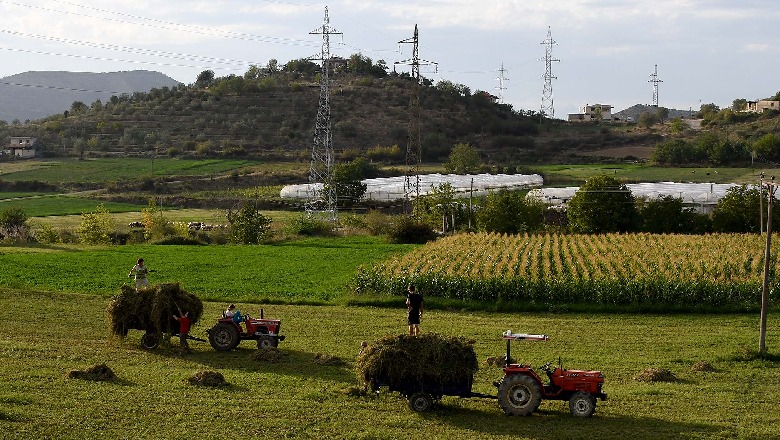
[614,104,696,122]
[0,70,181,122]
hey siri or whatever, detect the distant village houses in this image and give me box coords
[2,137,38,158]
[744,100,780,113]
[568,103,613,122]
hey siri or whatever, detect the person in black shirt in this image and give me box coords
[406,284,424,336]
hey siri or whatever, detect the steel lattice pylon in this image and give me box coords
[649,64,663,107]
[306,7,341,221]
[540,26,559,119]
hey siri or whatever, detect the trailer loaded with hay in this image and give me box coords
[107,283,204,348]
[356,332,607,417]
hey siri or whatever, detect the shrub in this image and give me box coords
[388,216,436,244]
[33,223,60,244]
[77,204,115,245]
[285,215,334,236]
[227,203,272,244]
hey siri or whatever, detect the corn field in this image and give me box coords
[353,232,779,308]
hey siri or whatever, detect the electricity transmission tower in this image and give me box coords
[395,25,436,213]
[496,63,509,103]
[306,7,341,220]
[540,26,559,119]
[649,64,662,107]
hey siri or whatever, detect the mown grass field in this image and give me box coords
[531,164,773,186]
[0,237,415,302]
[0,195,142,217]
[0,287,778,439]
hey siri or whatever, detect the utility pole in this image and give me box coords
[396,24,437,214]
[496,63,509,104]
[540,26,559,121]
[306,7,341,221]
[649,64,663,108]
[760,177,777,354]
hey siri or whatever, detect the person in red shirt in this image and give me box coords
[173,307,192,353]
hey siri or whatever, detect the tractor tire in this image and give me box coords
[256,335,277,349]
[497,374,542,416]
[208,323,240,351]
[407,392,434,412]
[569,391,596,418]
[140,332,159,349]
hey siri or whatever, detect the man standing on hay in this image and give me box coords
[128,258,150,291]
[406,284,424,336]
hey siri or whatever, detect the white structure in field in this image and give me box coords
[280,173,544,201]
[528,182,741,213]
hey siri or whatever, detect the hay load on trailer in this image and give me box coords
[107,283,203,347]
[356,334,479,411]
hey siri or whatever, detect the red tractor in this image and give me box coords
[207,308,285,351]
[496,331,607,417]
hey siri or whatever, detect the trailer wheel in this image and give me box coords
[569,391,596,418]
[408,392,433,412]
[140,332,159,349]
[257,335,277,349]
[208,323,240,351]
[497,374,542,416]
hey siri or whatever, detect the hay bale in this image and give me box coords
[691,361,716,372]
[341,386,367,397]
[252,347,288,363]
[634,368,678,383]
[355,333,478,392]
[187,370,227,387]
[67,363,116,381]
[107,283,203,337]
[313,353,346,367]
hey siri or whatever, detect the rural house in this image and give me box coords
[3,137,38,158]
[744,100,780,113]
[568,103,613,122]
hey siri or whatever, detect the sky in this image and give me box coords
[0,0,778,117]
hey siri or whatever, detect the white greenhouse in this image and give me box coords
[280,173,544,201]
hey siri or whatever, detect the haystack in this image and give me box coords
[252,347,288,363]
[188,370,227,387]
[313,353,345,367]
[634,367,678,383]
[355,334,478,392]
[107,283,203,337]
[67,363,116,381]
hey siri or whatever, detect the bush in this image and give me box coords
[77,204,116,245]
[388,216,437,244]
[33,223,60,244]
[285,215,334,236]
[364,210,392,236]
[227,203,272,244]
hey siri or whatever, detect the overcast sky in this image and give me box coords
[0,0,778,117]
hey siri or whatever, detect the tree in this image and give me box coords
[638,195,709,234]
[141,198,173,241]
[712,185,780,233]
[655,107,669,123]
[227,203,271,244]
[732,98,748,111]
[413,183,466,233]
[637,112,658,128]
[326,157,377,207]
[0,207,28,241]
[77,204,115,245]
[70,101,88,114]
[195,70,215,87]
[444,143,481,174]
[753,133,780,162]
[476,189,545,234]
[567,175,637,233]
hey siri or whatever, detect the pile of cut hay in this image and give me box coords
[484,356,515,367]
[188,371,227,387]
[634,367,678,383]
[313,353,345,366]
[67,363,116,381]
[691,361,716,372]
[107,283,203,337]
[252,347,288,363]
[355,333,478,392]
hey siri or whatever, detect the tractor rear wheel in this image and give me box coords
[569,391,596,417]
[256,335,277,349]
[140,332,159,349]
[407,392,433,412]
[497,374,542,416]
[208,323,240,351]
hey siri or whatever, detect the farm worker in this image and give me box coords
[224,304,235,318]
[173,307,192,353]
[406,284,424,336]
[128,258,149,290]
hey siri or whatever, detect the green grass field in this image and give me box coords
[0,237,415,302]
[0,195,142,217]
[0,287,777,439]
[532,164,773,186]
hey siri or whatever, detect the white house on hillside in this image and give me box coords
[568,103,613,122]
[744,100,780,113]
[3,137,38,158]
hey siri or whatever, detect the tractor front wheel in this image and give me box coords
[497,374,542,416]
[569,391,596,417]
[407,392,433,412]
[208,323,240,351]
[141,332,159,349]
[257,335,277,349]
